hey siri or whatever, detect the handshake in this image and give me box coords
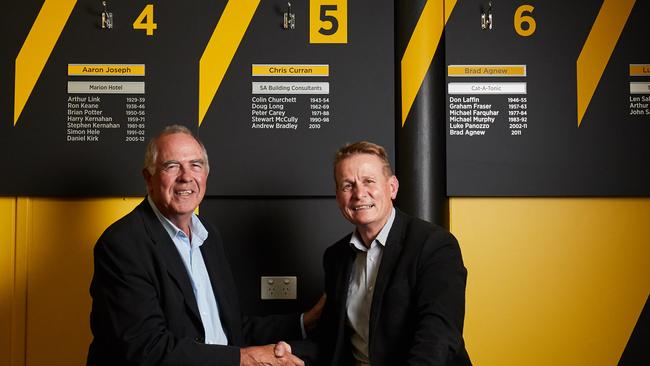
[240,341,304,366]
[239,292,324,365]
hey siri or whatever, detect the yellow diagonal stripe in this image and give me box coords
[14,0,76,126]
[576,0,635,127]
[401,0,456,127]
[199,0,260,127]
[444,0,456,24]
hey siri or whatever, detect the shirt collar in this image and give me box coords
[147,195,208,244]
[349,207,396,252]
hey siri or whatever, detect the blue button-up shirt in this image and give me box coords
[148,196,228,345]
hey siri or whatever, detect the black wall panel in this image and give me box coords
[445,0,650,196]
[0,0,394,196]
[200,197,351,315]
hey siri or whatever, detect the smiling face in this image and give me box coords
[143,132,208,230]
[335,153,398,245]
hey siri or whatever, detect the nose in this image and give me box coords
[351,184,367,199]
[176,165,193,182]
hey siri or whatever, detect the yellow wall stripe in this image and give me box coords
[14,0,76,126]
[444,0,456,24]
[11,198,30,366]
[401,0,456,127]
[576,0,635,127]
[199,0,260,127]
[0,198,17,365]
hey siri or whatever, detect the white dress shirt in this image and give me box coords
[346,208,396,366]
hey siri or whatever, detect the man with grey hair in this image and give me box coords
[88,125,307,366]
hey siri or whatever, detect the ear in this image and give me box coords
[389,175,399,200]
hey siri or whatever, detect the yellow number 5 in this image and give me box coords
[310,0,347,44]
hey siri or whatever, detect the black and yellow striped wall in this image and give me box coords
[1,1,649,366]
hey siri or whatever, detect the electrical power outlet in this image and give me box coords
[261,276,297,300]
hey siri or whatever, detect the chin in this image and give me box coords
[172,202,197,212]
[350,215,375,226]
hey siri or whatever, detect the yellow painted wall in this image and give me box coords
[1,197,648,366]
[1,198,16,366]
[3,1,647,365]
[1,198,141,366]
[451,198,650,366]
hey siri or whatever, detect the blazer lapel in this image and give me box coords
[199,233,239,343]
[336,244,356,313]
[368,210,406,347]
[332,240,356,362]
[139,200,202,326]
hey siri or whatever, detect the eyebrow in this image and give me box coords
[160,159,205,168]
[161,160,180,167]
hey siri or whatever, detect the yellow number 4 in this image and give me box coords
[133,4,157,36]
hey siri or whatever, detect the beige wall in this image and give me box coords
[1,197,649,365]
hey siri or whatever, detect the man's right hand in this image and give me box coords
[240,342,304,366]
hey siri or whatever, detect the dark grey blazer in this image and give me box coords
[87,199,301,366]
[301,209,471,366]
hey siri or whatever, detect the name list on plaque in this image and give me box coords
[251,64,331,131]
[66,64,146,142]
[629,64,650,116]
[447,65,528,137]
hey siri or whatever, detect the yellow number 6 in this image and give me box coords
[514,5,536,37]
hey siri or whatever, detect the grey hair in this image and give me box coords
[143,124,209,175]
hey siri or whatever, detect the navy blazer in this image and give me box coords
[300,209,471,366]
[87,199,301,366]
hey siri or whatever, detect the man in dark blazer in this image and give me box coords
[87,125,305,366]
[303,141,471,365]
